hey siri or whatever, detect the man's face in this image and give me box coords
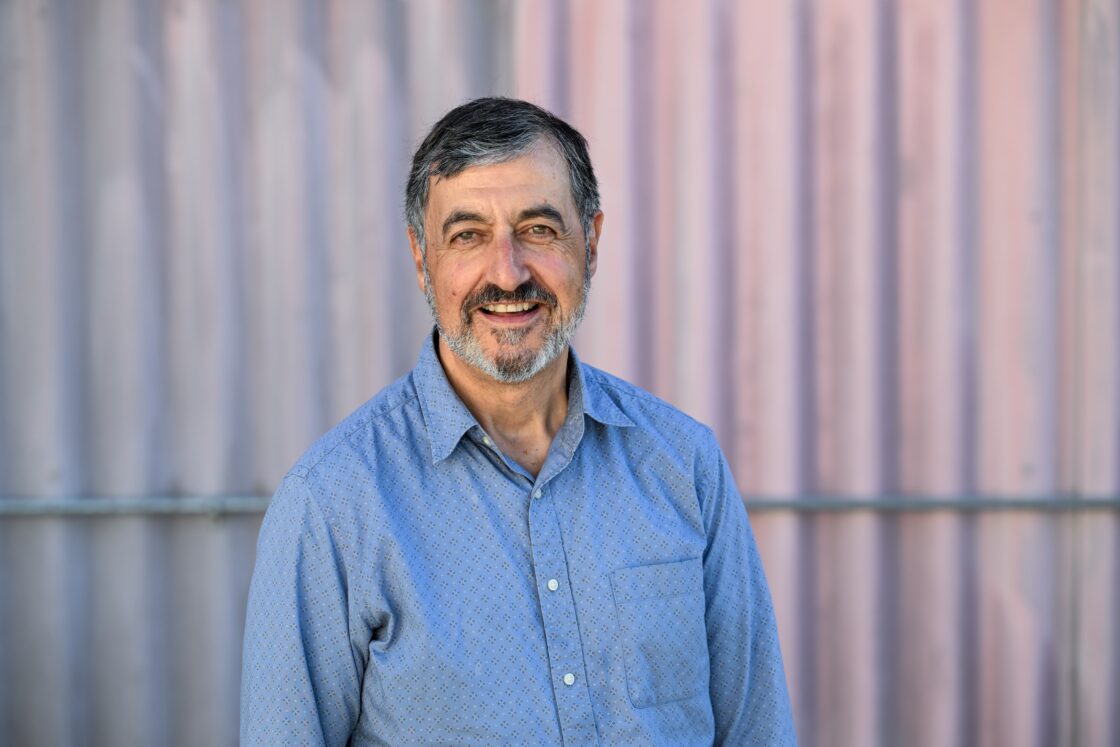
[409,139,602,383]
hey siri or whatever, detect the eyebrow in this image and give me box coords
[441,210,490,238]
[441,204,569,239]
[517,204,567,231]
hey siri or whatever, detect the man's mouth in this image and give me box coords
[479,302,540,315]
[475,302,544,327]
[460,282,557,327]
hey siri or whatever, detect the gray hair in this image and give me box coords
[405,97,600,252]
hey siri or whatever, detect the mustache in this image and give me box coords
[462,281,558,315]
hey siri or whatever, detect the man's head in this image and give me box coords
[406,98,603,384]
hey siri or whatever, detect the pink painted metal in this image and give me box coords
[0,0,1116,745]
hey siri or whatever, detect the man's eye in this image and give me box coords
[527,225,555,237]
[453,231,478,244]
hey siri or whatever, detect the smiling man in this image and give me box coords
[241,98,796,746]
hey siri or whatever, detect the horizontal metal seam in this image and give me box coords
[0,495,1118,516]
[742,498,1120,512]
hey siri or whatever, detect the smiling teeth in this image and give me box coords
[483,302,536,313]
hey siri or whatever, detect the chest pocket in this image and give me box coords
[610,557,709,708]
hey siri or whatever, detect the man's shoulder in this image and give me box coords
[287,368,423,481]
[579,362,715,446]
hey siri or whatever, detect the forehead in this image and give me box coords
[426,140,574,221]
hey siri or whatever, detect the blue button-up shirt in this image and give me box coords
[241,333,796,745]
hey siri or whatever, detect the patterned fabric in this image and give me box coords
[241,331,797,746]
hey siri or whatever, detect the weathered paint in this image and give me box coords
[0,1,1116,745]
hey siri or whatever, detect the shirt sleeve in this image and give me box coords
[241,474,361,746]
[698,431,798,746]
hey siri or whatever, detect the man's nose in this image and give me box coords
[486,232,531,290]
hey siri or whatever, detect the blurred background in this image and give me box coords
[1,0,1118,745]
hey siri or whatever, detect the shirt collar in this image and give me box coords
[414,331,481,464]
[414,329,634,465]
[568,346,635,429]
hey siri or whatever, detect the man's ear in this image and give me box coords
[586,211,604,278]
[408,227,427,294]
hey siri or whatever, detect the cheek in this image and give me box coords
[547,259,586,292]
[438,261,472,300]
[431,277,467,317]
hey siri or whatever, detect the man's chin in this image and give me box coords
[474,329,551,373]
[489,350,543,380]
[485,325,534,346]
[469,340,548,383]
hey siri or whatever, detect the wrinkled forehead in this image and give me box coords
[425,140,576,222]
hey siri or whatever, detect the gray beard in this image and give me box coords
[422,262,591,384]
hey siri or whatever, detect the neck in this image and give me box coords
[435,335,570,477]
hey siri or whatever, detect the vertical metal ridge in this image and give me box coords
[1,1,1117,744]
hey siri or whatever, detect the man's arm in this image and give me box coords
[699,431,798,745]
[241,474,361,746]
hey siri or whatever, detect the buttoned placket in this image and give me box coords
[471,418,599,745]
[526,480,600,746]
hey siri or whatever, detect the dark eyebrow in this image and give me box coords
[517,204,567,231]
[441,210,490,238]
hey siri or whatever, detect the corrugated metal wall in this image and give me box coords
[1,0,1117,745]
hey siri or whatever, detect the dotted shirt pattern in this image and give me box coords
[241,331,797,746]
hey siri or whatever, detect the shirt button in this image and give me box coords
[563,673,576,686]
[532,489,542,500]
[482,436,491,446]
[547,579,559,592]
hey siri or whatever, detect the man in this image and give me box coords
[241,97,796,746]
